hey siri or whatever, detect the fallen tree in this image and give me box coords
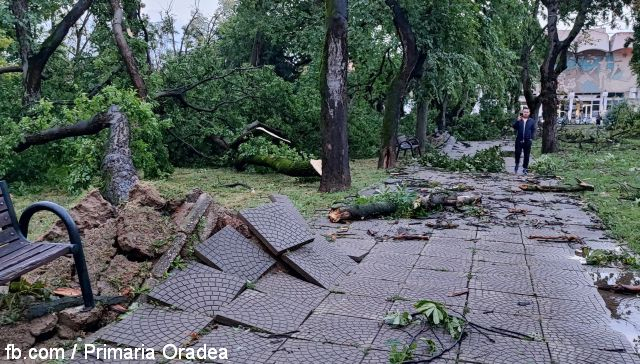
[329,192,481,223]
[235,155,320,177]
[596,284,640,294]
[519,179,594,192]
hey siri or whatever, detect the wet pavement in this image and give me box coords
[85,139,640,363]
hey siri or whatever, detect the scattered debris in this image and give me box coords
[425,220,459,229]
[519,179,594,192]
[392,234,430,241]
[528,235,584,244]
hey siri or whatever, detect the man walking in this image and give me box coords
[512,107,536,175]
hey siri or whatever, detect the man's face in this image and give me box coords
[522,109,530,119]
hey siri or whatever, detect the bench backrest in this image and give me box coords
[397,135,407,143]
[0,181,20,245]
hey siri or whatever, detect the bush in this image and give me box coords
[420,146,503,173]
[605,103,640,135]
[530,154,560,175]
[450,112,512,141]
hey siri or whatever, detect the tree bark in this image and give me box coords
[436,96,448,132]
[378,0,419,169]
[14,112,113,152]
[319,0,351,192]
[11,0,94,105]
[250,31,264,66]
[415,98,428,152]
[110,0,147,99]
[101,106,139,205]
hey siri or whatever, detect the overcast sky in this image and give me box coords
[141,0,633,34]
[142,0,220,25]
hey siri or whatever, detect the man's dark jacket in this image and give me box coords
[512,117,536,141]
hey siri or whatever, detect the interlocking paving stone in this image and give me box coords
[526,256,585,271]
[529,268,594,286]
[476,231,522,244]
[413,255,472,272]
[98,304,212,350]
[421,245,474,260]
[537,296,610,324]
[475,240,525,254]
[359,349,455,364]
[314,293,392,320]
[464,310,543,338]
[469,273,534,295]
[266,339,365,364]
[361,252,419,268]
[282,241,346,289]
[239,203,314,255]
[191,325,285,363]
[542,320,634,352]
[372,321,458,358]
[405,269,468,290]
[431,228,476,240]
[525,245,575,257]
[332,275,402,297]
[467,289,537,316]
[348,261,411,282]
[309,237,358,273]
[369,240,426,255]
[471,260,529,275]
[215,289,311,334]
[532,280,603,302]
[547,342,640,364]
[458,333,552,363]
[474,250,527,265]
[398,286,467,308]
[330,237,375,262]
[254,271,328,308]
[148,268,245,316]
[293,313,381,346]
[194,226,275,281]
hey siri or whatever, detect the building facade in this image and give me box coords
[522,29,637,123]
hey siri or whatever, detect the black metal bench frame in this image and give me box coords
[0,181,94,308]
[396,135,423,159]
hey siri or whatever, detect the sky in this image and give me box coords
[142,0,220,25]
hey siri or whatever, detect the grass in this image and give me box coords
[9,159,387,237]
[531,137,640,253]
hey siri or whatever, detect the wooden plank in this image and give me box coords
[0,243,71,269]
[0,196,7,213]
[0,241,27,259]
[0,245,70,284]
[0,227,19,244]
[0,211,12,229]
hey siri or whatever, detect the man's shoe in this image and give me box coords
[514,166,519,174]
[522,168,528,175]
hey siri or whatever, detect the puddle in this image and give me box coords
[590,268,640,352]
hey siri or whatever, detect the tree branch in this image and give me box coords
[110,0,147,99]
[0,65,22,75]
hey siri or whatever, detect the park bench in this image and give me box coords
[0,181,94,308]
[396,135,422,159]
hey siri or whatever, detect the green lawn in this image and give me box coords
[10,159,388,237]
[532,138,640,253]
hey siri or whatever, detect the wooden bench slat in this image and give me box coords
[0,227,19,244]
[0,243,58,268]
[0,241,28,259]
[0,211,11,229]
[0,245,70,285]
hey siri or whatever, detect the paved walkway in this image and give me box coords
[85,141,640,363]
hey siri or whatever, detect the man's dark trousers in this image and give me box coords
[515,139,532,169]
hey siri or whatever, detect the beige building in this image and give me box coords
[523,28,637,123]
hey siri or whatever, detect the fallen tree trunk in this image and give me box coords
[237,155,320,177]
[596,284,640,294]
[519,179,594,192]
[101,105,138,205]
[328,192,481,223]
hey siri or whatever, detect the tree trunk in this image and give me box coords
[10,0,34,104]
[101,106,139,205]
[436,96,448,132]
[378,0,419,169]
[415,98,427,152]
[319,0,351,192]
[250,31,264,66]
[110,0,147,99]
[540,74,559,153]
[237,155,319,177]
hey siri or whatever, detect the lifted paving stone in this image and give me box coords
[254,271,328,307]
[282,240,346,289]
[195,226,275,281]
[98,304,212,350]
[148,266,245,316]
[239,203,314,255]
[215,289,311,334]
[191,325,285,363]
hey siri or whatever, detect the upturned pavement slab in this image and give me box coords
[98,304,212,351]
[254,271,328,307]
[194,225,275,281]
[215,289,311,334]
[190,325,285,364]
[239,203,314,255]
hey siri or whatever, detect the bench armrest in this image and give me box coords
[18,202,82,246]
